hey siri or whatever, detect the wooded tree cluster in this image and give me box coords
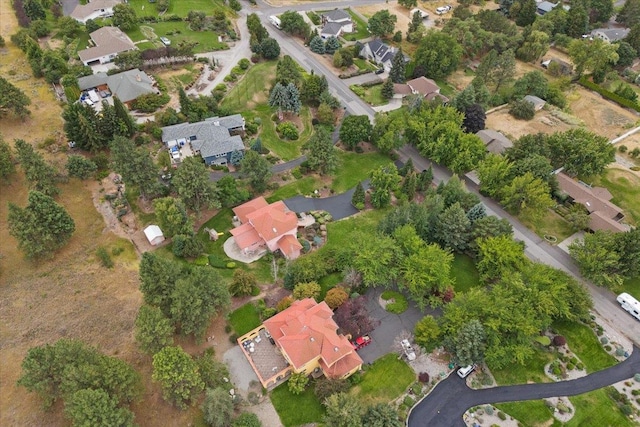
[18,339,140,426]
[323,395,402,427]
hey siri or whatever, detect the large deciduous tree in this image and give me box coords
[413,30,463,79]
[153,197,193,238]
[414,315,441,352]
[8,190,75,259]
[568,38,619,79]
[139,252,184,315]
[334,296,378,338]
[112,4,137,30]
[152,346,204,409]
[65,388,135,427]
[323,393,364,427]
[476,235,527,282]
[202,387,234,427]
[368,10,398,38]
[339,114,372,150]
[546,128,614,177]
[369,164,401,208]
[280,10,310,38]
[500,172,553,221]
[443,319,487,366]
[0,138,16,180]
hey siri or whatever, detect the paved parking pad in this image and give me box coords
[356,288,433,364]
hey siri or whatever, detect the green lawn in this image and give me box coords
[125,21,228,53]
[351,353,415,404]
[127,0,232,17]
[221,61,313,161]
[323,208,391,252]
[353,58,378,71]
[266,176,322,203]
[450,253,480,293]
[497,388,635,427]
[350,84,388,106]
[590,168,640,226]
[433,78,456,98]
[331,151,393,193]
[623,276,640,300]
[552,320,617,372]
[490,346,556,385]
[565,388,636,427]
[495,400,558,427]
[344,8,370,41]
[228,303,262,336]
[519,209,575,243]
[270,383,325,426]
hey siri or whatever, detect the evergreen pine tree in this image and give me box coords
[417,166,433,191]
[325,36,341,54]
[381,78,395,99]
[389,48,406,83]
[399,158,414,176]
[113,96,136,137]
[310,36,325,54]
[402,171,418,201]
[351,181,366,209]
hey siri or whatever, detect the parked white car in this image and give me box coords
[436,5,452,14]
[160,37,171,46]
[457,364,476,378]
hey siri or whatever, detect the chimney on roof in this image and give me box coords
[135,74,141,82]
[272,227,277,233]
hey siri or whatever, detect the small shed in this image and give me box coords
[523,95,546,111]
[144,225,165,246]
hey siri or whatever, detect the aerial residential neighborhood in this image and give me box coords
[2,0,640,426]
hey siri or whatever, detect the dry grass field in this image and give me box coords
[0,1,213,424]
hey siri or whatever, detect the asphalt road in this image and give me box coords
[408,345,640,427]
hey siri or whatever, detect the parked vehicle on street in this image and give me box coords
[269,15,281,29]
[617,293,640,321]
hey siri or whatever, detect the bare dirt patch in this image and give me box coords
[567,86,639,139]
[485,107,574,140]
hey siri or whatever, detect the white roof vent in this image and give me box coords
[310,337,315,342]
[334,346,339,352]
[272,227,277,233]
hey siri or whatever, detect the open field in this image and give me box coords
[355,3,416,38]
[485,107,575,141]
[125,21,228,54]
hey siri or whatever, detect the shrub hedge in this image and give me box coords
[578,76,640,112]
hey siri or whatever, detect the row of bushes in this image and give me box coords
[338,68,372,79]
[578,75,640,112]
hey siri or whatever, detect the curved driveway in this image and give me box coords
[408,346,640,427]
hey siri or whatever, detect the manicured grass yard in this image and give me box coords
[128,0,232,18]
[351,353,415,404]
[490,346,556,385]
[450,253,480,293]
[270,383,325,427]
[350,84,388,106]
[221,61,313,161]
[228,303,261,336]
[344,8,370,41]
[323,208,390,252]
[552,320,617,372]
[353,58,378,71]
[331,151,393,193]
[497,388,635,427]
[519,209,575,243]
[318,272,343,300]
[125,21,227,54]
[266,176,321,203]
[495,400,557,427]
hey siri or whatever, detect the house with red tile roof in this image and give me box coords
[238,298,363,389]
[230,197,302,259]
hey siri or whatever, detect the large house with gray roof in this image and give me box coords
[359,39,409,72]
[77,69,158,106]
[320,9,353,38]
[78,26,136,66]
[161,115,246,166]
[591,28,630,43]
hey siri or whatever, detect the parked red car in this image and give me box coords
[351,335,372,350]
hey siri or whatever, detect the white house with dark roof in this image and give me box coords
[77,69,158,106]
[161,115,246,166]
[78,26,136,66]
[359,39,409,72]
[70,0,121,23]
[321,9,353,38]
[591,28,630,43]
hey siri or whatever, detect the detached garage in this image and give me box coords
[144,225,165,246]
